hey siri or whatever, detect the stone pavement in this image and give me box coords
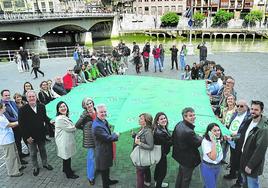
[0,52,267,188]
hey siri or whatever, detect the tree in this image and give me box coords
[193,11,206,27]
[244,10,263,27]
[212,10,233,27]
[161,12,180,27]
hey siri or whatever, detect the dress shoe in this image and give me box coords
[20,153,30,158]
[19,166,27,171]
[88,179,95,185]
[144,181,150,186]
[20,159,28,165]
[43,164,53,170]
[66,174,79,179]
[231,182,242,188]
[108,179,119,185]
[221,160,228,164]
[224,174,237,180]
[10,172,23,177]
[33,168,39,176]
[154,182,169,187]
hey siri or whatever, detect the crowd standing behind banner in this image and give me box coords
[0,42,267,188]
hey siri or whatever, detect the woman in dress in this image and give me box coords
[55,101,78,179]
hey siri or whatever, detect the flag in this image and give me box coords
[184,8,193,18]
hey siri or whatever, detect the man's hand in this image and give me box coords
[245,166,252,174]
[135,136,141,145]
[27,137,34,144]
[115,132,120,137]
[50,120,55,125]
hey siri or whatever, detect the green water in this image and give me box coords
[91,34,268,54]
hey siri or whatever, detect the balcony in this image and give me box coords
[220,2,229,8]
[244,2,253,8]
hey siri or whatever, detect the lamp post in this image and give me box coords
[187,0,195,55]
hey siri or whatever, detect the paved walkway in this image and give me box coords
[0,52,267,188]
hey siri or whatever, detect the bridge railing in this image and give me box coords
[0,45,114,63]
[0,12,115,22]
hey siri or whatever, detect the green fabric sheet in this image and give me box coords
[46,75,229,135]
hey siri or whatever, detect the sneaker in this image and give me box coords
[144,181,150,186]
[108,179,119,185]
[154,182,169,187]
[10,172,23,177]
[223,174,237,180]
[43,164,53,170]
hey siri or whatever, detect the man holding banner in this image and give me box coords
[172,107,202,188]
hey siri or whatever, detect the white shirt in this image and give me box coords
[30,105,37,113]
[202,138,223,164]
[242,120,258,152]
[0,114,15,145]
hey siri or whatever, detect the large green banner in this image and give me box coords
[46,75,229,135]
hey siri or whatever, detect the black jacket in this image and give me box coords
[172,120,202,168]
[53,83,67,96]
[240,116,268,177]
[18,103,51,143]
[75,110,95,148]
[154,126,172,156]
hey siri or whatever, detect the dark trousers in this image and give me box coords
[175,164,194,188]
[136,167,151,188]
[33,67,44,78]
[13,127,28,158]
[45,122,54,137]
[154,155,167,188]
[135,64,141,74]
[22,59,29,71]
[63,158,73,176]
[143,57,149,72]
[100,168,110,188]
[28,141,48,169]
[171,57,178,69]
[229,147,238,176]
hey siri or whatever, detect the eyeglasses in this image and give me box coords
[236,105,244,108]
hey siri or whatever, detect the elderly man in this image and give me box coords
[223,100,251,187]
[92,104,119,188]
[239,101,268,188]
[1,89,28,164]
[18,90,53,176]
[172,107,202,188]
[52,77,67,96]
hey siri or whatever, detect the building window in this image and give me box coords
[15,0,25,7]
[164,6,169,12]
[177,5,183,12]
[3,1,12,8]
[151,6,156,14]
[171,5,176,11]
[41,2,46,12]
[158,6,162,15]
[144,6,149,14]
[138,7,142,14]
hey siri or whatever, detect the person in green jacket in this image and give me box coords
[90,58,100,80]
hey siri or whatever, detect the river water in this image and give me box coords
[92,34,268,54]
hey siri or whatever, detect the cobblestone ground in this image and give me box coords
[0,52,267,188]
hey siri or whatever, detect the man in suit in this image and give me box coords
[1,89,28,164]
[172,107,202,188]
[92,104,119,188]
[18,90,53,176]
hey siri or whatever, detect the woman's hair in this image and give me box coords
[39,81,48,89]
[185,64,191,71]
[82,97,94,109]
[203,123,222,141]
[224,94,236,108]
[56,101,69,117]
[23,82,33,94]
[13,93,22,101]
[153,112,168,129]
[139,113,153,129]
[0,103,3,109]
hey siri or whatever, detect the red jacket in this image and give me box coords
[63,73,73,90]
[152,48,160,59]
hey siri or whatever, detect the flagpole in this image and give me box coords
[187,0,194,55]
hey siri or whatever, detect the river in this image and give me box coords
[92,34,268,54]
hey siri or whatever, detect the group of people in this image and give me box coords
[1,42,267,188]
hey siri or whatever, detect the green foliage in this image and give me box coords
[161,12,180,27]
[244,10,263,26]
[212,10,234,27]
[193,11,206,27]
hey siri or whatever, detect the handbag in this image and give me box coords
[130,145,161,167]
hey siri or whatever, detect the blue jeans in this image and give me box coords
[87,148,95,181]
[154,58,161,72]
[242,174,260,188]
[160,56,164,68]
[180,55,185,70]
[201,162,221,188]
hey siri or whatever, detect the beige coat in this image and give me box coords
[55,115,76,160]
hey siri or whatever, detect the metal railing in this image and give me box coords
[0,45,114,63]
[0,12,115,23]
